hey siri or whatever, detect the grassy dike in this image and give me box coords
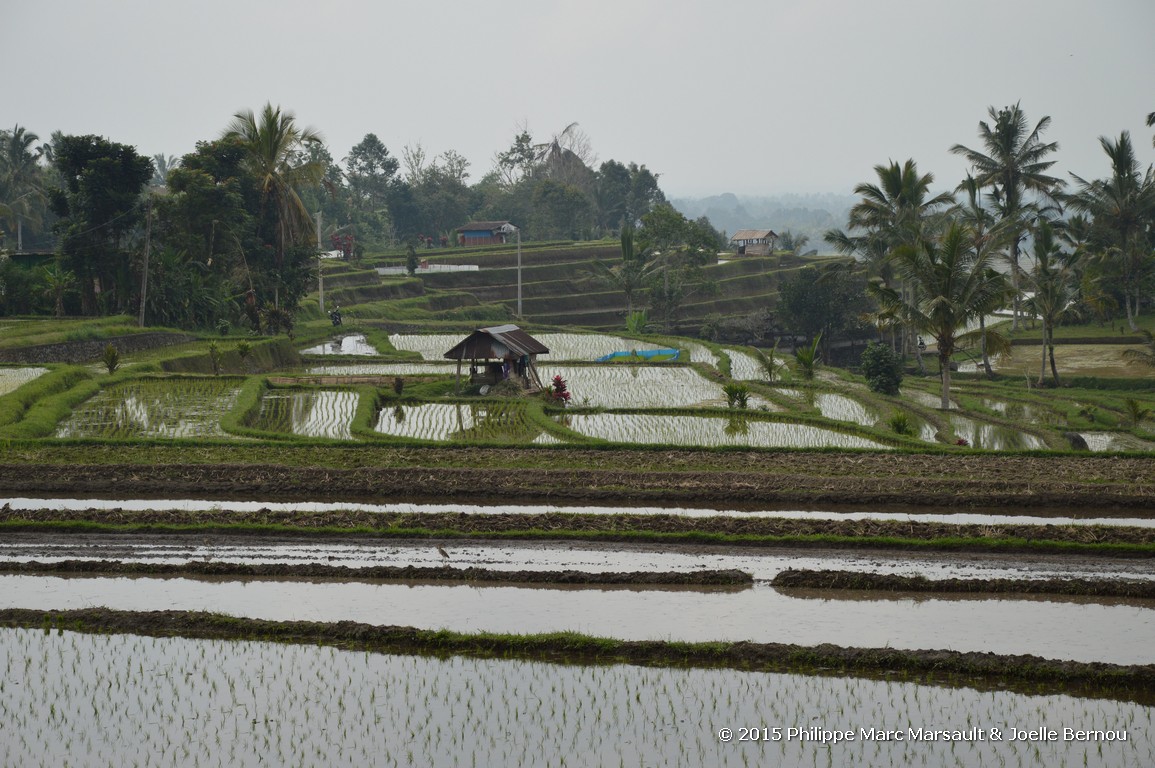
[3,608,1152,703]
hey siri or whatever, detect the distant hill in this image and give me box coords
[671,192,857,250]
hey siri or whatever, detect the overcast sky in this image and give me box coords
[5,0,1152,198]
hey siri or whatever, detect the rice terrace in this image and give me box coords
[3,239,1154,766]
[3,99,1155,765]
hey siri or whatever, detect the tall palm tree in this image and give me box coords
[956,175,1011,377]
[951,103,1064,331]
[1067,131,1155,332]
[223,104,325,307]
[868,220,1011,409]
[0,125,47,250]
[827,159,954,368]
[1026,220,1080,386]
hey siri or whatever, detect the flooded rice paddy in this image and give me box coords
[948,414,1047,451]
[247,390,356,439]
[560,412,890,449]
[3,574,1152,664]
[390,332,666,361]
[306,362,457,375]
[54,378,241,439]
[0,366,47,396]
[4,629,1150,768]
[299,334,379,356]
[373,402,545,442]
[538,365,730,408]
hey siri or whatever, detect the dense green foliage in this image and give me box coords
[859,341,903,395]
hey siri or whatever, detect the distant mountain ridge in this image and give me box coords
[671,192,857,250]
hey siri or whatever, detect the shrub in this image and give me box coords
[860,341,903,395]
[794,335,821,381]
[208,341,223,376]
[101,343,119,375]
[546,374,571,406]
[888,410,914,436]
[216,318,231,337]
[723,382,749,409]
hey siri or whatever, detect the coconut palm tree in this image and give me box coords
[0,125,47,250]
[1067,131,1155,332]
[828,159,955,370]
[1124,330,1155,368]
[950,103,1064,331]
[1026,220,1080,386]
[223,104,325,308]
[956,175,1013,377]
[869,220,1011,409]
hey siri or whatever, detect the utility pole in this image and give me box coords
[316,211,324,314]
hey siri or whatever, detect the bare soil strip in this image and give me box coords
[4,608,1152,703]
[3,507,1153,555]
[771,568,1155,598]
[0,559,753,586]
[2,448,1155,509]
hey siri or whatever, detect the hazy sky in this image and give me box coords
[5,0,1153,198]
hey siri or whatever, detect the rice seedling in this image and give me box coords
[1,628,1148,768]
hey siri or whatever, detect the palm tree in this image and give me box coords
[592,221,654,320]
[951,103,1064,331]
[150,154,180,188]
[1025,220,1080,386]
[0,125,47,250]
[869,220,1011,409]
[827,159,954,369]
[956,175,1012,377]
[1124,330,1155,368]
[1067,131,1155,331]
[223,103,325,308]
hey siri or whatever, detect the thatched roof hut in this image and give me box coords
[444,324,549,391]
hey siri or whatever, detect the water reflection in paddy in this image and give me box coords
[299,334,378,356]
[4,575,1151,664]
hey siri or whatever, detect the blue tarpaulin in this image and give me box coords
[595,348,680,362]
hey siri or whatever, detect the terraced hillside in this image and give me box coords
[326,241,834,334]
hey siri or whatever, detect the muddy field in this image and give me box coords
[3,448,1155,509]
[4,506,1154,549]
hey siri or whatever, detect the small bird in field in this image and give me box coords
[436,547,450,560]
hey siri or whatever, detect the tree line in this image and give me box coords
[762,102,1154,404]
[0,107,698,329]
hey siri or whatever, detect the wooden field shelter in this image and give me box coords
[444,324,549,393]
[730,229,779,256]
